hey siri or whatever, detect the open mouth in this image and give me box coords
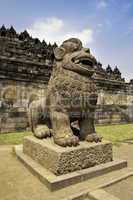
[72,57,94,67]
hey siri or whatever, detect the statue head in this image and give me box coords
[54,38,97,77]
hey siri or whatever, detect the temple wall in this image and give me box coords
[96,88,133,125]
[0,80,133,133]
[0,79,47,133]
[0,28,132,133]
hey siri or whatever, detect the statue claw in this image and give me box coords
[86,133,102,143]
[54,135,79,147]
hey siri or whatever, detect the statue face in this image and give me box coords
[54,38,97,77]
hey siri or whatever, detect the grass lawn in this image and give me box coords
[0,124,133,145]
[0,131,32,145]
[97,123,133,145]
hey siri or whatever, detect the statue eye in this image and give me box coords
[72,44,79,52]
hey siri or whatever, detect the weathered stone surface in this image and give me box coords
[29,38,102,147]
[15,144,127,191]
[23,136,113,175]
[0,111,28,133]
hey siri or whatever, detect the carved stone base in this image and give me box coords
[23,136,113,175]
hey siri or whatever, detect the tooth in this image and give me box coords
[75,59,80,64]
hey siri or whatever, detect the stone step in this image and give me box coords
[15,144,127,191]
[88,189,120,200]
[61,168,133,200]
[14,144,133,200]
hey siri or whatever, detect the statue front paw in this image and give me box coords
[54,135,79,147]
[86,133,102,143]
[34,125,52,139]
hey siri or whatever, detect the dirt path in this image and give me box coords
[105,176,133,200]
[104,143,133,200]
[113,142,133,168]
[0,143,133,200]
[0,146,50,200]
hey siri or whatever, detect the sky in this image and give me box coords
[0,0,133,81]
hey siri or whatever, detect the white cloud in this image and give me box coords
[27,17,93,46]
[97,0,107,9]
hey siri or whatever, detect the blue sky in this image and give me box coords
[0,0,133,81]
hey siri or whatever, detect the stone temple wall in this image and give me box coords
[0,79,47,133]
[1,80,132,133]
[96,84,133,124]
[0,25,132,133]
[0,25,53,133]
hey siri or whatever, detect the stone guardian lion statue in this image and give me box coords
[29,38,102,147]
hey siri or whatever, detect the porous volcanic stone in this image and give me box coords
[23,136,113,175]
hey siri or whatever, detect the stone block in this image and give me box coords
[89,189,120,200]
[23,136,113,175]
[15,144,127,191]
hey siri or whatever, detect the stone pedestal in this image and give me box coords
[15,136,127,191]
[23,136,113,175]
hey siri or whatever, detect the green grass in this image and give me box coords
[0,131,32,145]
[97,124,133,145]
[0,124,133,145]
